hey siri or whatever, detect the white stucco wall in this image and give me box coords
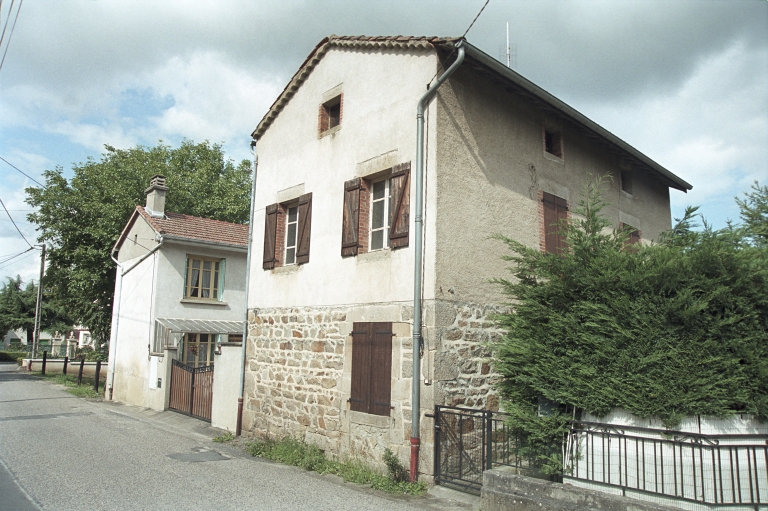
[211,343,242,431]
[250,45,440,309]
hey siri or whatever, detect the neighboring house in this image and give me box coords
[3,329,53,350]
[107,176,247,430]
[242,35,691,477]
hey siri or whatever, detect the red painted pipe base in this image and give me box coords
[236,397,244,437]
[409,437,420,483]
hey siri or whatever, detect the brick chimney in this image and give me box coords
[144,175,168,218]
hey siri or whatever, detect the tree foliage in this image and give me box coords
[25,140,252,343]
[0,275,72,342]
[493,178,768,472]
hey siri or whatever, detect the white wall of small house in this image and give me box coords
[117,215,160,263]
[153,241,246,323]
[250,45,440,310]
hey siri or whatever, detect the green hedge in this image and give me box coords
[0,351,27,362]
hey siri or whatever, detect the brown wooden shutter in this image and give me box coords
[296,193,312,264]
[543,192,568,255]
[388,162,410,249]
[369,322,392,416]
[263,203,279,269]
[349,322,372,413]
[342,178,362,257]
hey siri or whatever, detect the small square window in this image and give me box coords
[621,170,633,195]
[319,94,342,134]
[544,130,563,158]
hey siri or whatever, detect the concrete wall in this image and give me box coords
[433,65,674,306]
[23,359,107,379]
[211,343,242,431]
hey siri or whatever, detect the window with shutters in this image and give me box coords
[349,322,392,416]
[341,162,410,257]
[184,256,224,300]
[263,192,312,269]
[542,192,568,255]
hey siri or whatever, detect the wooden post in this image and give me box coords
[77,357,85,385]
[63,356,69,376]
[93,361,102,392]
[41,350,47,376]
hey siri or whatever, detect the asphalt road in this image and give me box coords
[0,363,477,511]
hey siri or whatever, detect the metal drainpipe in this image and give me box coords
[410,40,465,482]
[107,240,163,399]
[236,139,258,437]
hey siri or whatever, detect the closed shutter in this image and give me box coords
[543,192,567,255]
[217,259,226,301]
[369,322,393,416]
[296,193,312,264]
[263,204,279,269]
[349,322,372,413]
[342,178,362,257]
[183,255,189,297]
[388,162,410,249]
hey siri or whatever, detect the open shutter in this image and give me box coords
[388,162,410,249]
[349,322,372,413]
[263,204,279,269]
[342,178,362,257]
[296,193,312,264]
[217,259,226,301]
[183,255,189,297]
[369,322,392,416]
[543,192,567,255]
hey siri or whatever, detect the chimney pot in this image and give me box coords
[145,174,168,218]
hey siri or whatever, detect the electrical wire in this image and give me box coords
[0,246,35,266]
[462,0,490,39]
[0,195,33,248]
[0,247,37,271]
[0,155,44,187]
[0,0,23,74]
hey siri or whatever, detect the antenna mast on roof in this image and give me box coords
[506,22,510,67]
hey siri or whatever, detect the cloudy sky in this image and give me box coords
[1,0,766,283]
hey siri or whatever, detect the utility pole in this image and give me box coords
[33,244,46,356]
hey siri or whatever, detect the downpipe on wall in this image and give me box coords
[237,139,258,437]
[411,40,465,482]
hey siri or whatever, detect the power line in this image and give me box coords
[0,248,37,271]
[0,246,35,267]
[0,0,23,74]
[0,195,33,248]
[462,0,490,39]
[0,155,44,187]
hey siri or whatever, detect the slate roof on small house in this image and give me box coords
[113,206,248,255]
[136,207,248,246]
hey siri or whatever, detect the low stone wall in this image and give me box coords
[482,469,684,511]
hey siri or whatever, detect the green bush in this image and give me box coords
[0,351,27,362]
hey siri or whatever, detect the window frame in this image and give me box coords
[319,94,343,135]
[543,128,564,159]
[180,332,216,368]
[284,204,299,265]
[369,177,391,251]
[184,255,222,301]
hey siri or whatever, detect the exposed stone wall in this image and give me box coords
[431,301,509,412]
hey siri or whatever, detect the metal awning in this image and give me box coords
[155,318,243,334]
[152,318,244,353]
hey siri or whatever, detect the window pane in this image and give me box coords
[373,180,385,200]
[203,261,211,270]
[288,206,298,223]
[371,230,383,250]
[190,268,200,297]
[372,200,385,229]
[287,223,297,247]
[201,270,211,298]
[192,260,200,269]
[286,247,295,264]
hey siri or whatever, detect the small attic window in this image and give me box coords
[621,170,633,195]
[544,129,563,158]
[319,94,342,134]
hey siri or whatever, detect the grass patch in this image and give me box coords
[212,431,235,443]
[33,372,104,399]
[245,436,426,495]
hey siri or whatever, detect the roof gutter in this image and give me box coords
[410,40,465,483]
[460,42,692,192]
[159,236,248,252]
[237,139,258,437]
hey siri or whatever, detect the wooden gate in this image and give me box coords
[169,359,214,421]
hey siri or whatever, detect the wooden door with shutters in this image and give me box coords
[349,322,392,416]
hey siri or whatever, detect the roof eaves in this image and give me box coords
[161,235,248,252]
[460,42,692,192]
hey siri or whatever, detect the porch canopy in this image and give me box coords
[152,318,243,353]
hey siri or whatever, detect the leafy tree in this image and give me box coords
[0,276,73,344]
[736,181,768,246]
[493,178,768,473]
[25,140,252,344]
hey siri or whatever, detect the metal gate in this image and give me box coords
[432,405,545,494]
[169,359,214,421]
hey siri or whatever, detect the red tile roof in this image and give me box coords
[137,206,248,247]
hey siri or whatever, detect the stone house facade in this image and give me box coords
[107,176,247,430]
[242,35,691,476]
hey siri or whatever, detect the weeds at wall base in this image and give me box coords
[244,436,427,495]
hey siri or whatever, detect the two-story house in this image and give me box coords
[241,35,691,478]
[108,176,248,430]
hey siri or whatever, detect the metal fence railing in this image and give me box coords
[566,420,768,507]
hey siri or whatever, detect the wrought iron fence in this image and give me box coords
[566,420,768,507]
[431,405,546,494]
